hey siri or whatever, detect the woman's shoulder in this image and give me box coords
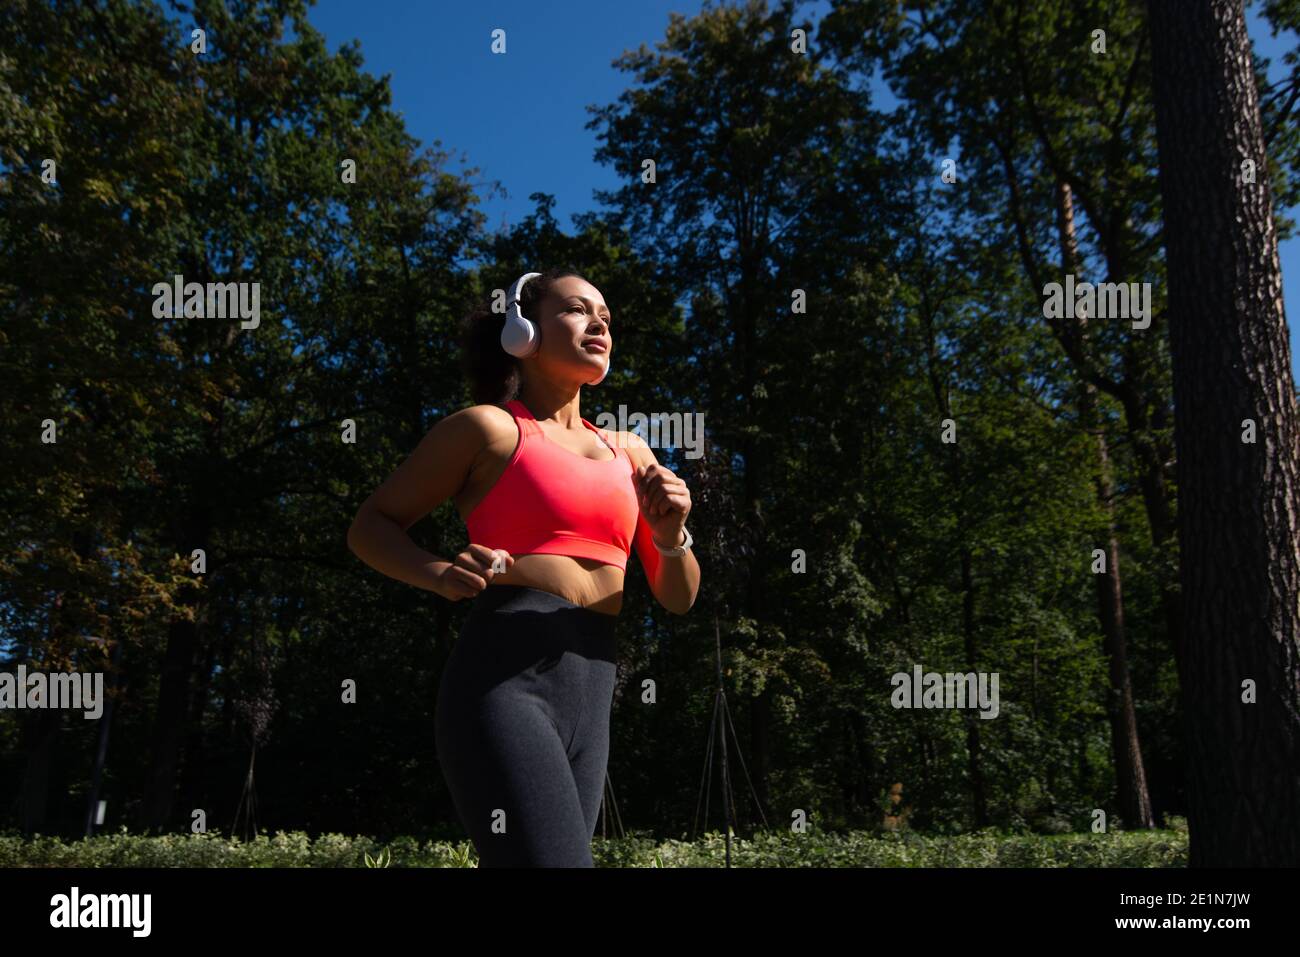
[434,402,519,450]
[451,401,516,426]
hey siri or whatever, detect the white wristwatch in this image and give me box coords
[652,526,693,557]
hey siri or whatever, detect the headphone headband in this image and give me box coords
[506,271,541,313]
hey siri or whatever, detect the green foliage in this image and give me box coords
[0,826,1186,868]
[0,827,477,868]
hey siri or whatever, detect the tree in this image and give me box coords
[1148,0,1300,866]
[0,0,195,835]
[823,0,1161,830]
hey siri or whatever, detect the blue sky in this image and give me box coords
[304,0,1300,379]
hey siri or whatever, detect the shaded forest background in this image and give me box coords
[3,0,1299,847]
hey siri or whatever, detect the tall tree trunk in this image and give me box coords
[1092,434,1155,829]
[84,638,124,836]
[140,510,211,832]
[995,132,1184,679]
[848,710,875,820]
[178,627,218,827]
[920,294,988,826]
[18,590,60,835]
[19,706,62,835]
[21,528,97,835]
[959,547,989,826]
[141,614,200,832]
[1056,181,1154,829]
[735,264,771,824]
[1148,0,1300,866]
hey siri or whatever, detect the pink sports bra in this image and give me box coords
[464,400,644,572]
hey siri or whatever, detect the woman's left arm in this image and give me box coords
[626,434,700,615]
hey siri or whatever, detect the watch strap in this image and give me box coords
[652,526,693,556]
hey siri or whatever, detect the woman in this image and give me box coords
[346,268,701,867]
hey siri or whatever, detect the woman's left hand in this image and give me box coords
[634,462,692,548]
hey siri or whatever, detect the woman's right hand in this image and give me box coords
[435,545,514,600]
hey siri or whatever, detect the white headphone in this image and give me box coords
[502,272,609,385]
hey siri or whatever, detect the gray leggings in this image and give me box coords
[435,584,618,867]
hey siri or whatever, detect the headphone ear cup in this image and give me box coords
[502,271,542,357]
[501,312,539,357]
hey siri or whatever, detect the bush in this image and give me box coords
[0,825,1188,867]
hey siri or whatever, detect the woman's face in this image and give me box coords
[532,276,611,385]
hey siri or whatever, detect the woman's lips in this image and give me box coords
[582,341,608,353]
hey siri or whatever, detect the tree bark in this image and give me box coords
[1056,181,1154,829]
[1148,0,1300,865]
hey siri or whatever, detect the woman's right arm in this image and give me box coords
[346,407,512,600]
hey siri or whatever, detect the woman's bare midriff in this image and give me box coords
[483,554,624,616]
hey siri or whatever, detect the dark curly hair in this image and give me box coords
[459,267,590,406]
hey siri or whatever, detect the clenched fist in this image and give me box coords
[435,544,514,600]
[634,463,692,549]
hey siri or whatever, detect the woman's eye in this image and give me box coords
[567,304,608,324]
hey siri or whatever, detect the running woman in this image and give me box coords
[346,268,701,866]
